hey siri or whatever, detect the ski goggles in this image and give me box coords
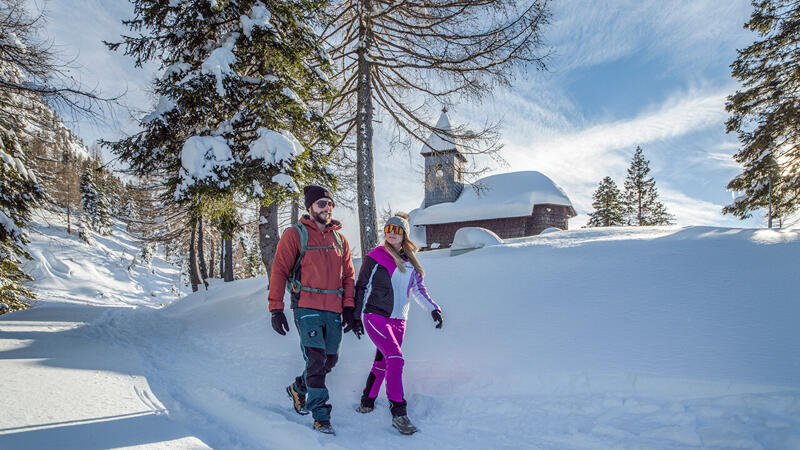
[315,199,335,209]
[384,224,405,235]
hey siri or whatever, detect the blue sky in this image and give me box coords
[34,0,766,255]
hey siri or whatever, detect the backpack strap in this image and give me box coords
[331,229,343,252]
[286,222,345,300]
[286,223,307,297]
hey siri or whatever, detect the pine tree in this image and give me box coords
[724,0,800,222]
[0,126,45,313]
[104,0,340,281]
[622,147,674,226]
[80,167,113,235]
[243,232,265,278]
[587,177,625,227]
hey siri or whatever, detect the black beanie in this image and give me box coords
[304,185,332,210]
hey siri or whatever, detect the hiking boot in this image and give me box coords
[313,420,336,435]
[392,415,418,435]
[356,396,375,413]
[286,384,309,415]
[355,404,374,413]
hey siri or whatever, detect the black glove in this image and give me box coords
[271,310,290,335]
[342,307,363,339]
[431,310,443,329]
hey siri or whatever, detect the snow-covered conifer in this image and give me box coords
[587,177,625,227]
[80,167,113,235]
[0,127,45,312]
[724,0,800,222]
[622,147,674,226]
[104,0,338,210]
[105,0,340,281]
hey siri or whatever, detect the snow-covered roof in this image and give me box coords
[411,170,575,226]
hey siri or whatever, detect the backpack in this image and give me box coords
[286,221,344,301]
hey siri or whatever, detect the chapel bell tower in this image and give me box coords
[421,108,467,208]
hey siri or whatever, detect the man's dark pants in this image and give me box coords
[291,307,342,421]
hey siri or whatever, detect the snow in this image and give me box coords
[271,173,297,192]
[251,180,263,197]
[421,111,458,153]
[449,227,503,254]
[281,87,307,110]
[176,135,234,199]
[540,227,563,234]
[0,208,21,239]
[240,2,274,38]
[3,210,800,448]
[409,225,426,247]
[1,148,32,181]
[411,171,575,225]
[142,95,176,124]
[246,127,303,166]
[200,35,238,97]
[4,32,26,51]
[163,62,190,79]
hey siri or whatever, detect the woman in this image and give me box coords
[353,213,443,435]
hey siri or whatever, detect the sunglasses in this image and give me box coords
[384,224,404,235]
[316,199,335,209]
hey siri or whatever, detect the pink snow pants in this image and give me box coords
[364,313,406,402]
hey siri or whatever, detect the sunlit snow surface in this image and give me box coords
[2,211,799,449]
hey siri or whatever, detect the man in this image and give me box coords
[268,185,362,435]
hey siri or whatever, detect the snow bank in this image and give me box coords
[540,226,563,234]
[449,227,502,256]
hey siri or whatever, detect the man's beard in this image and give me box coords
[310,209,332,226]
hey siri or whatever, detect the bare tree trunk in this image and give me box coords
[208,236,216,278]
[189,220,202,292]
[258,202,279,276]
[219,241,225,279]
[291,198,300,225]
[356,0,378,258]
[66,202,72,234]
[197,216,208,280]
[223,237,234,282]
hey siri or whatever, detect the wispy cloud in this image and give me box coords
[549,0,753,72]
[501,86,732,189]
[659,187,739,227]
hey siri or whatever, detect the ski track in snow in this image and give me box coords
[4,212,800,449]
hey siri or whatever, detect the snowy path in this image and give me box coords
[79,275,800,449]
[0,304,209,449]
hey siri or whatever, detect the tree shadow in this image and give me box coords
[0,305,142,374]
[0,412,199,449]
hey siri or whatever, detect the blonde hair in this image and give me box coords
[383,212,425,277]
